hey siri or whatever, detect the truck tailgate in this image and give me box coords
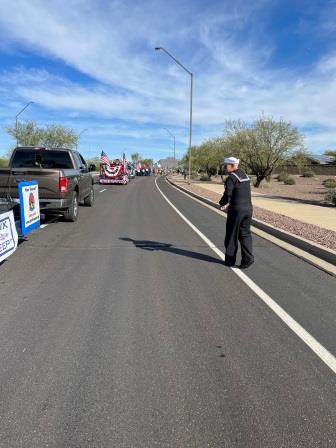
[5,168,61,199]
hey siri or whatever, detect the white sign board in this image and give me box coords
[0,210,18,263]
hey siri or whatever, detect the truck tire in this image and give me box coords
[84,186,94,207]
[63,191,78,222]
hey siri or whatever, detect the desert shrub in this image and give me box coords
[0,158,8,167]
[302,170,314,178]
[322,178,336,188]
[326,190,336,206]
[284,177,296,185]
[277,172,289,182]
[257,180,270,189]
[199,175,211,181]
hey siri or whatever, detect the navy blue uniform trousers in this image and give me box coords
[225,207,253,265]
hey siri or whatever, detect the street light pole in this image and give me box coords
[163,127,176,169]
[155,47,193,184]
[15,101,34,147]
[77,128,88,149]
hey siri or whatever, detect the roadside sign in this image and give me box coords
[18,181,40,235]
[0,210,18,263]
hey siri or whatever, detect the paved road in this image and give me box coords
[0,176,335,447]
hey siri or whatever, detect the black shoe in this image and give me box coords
[239,259,254,269]
[224,255,236,267]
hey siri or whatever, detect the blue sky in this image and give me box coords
[0,0,336,160]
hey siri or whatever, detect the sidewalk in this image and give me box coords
[175,178,336,232]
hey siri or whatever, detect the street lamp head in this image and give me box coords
[155,47,161,51]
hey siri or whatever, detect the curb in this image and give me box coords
[166,177,336,268]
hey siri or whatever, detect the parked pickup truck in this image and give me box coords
[0,147,96,222]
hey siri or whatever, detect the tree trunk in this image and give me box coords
[254,176,263,188]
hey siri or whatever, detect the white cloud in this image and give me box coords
[0,0,336,154]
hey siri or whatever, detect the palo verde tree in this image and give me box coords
[287,148,309,174]
[5,120,79,150]
[42,124,78,148]
[6,121,44,147]
[225,117,304,187]
[181,138,231,179]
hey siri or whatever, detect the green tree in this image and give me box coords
[288,148,308,174]
[6,120,44,147]
[131,152,141,161]
[139,158,153,166]
[85,156,100,170]
[5,120,79,149]
[181,138,231,179]
[225,117,303,187]
[42,124,78,148]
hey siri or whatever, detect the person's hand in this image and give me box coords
[220,205,229,212]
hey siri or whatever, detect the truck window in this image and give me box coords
[12,150,74,169]
[78,153,87,167]
[73,152,83,169]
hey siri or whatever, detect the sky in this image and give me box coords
[0,0,336,161]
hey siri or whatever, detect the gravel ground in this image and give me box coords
[203,174,335,204]
[171,180,336,251]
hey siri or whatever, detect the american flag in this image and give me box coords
[100,151,110,165]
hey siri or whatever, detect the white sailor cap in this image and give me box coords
[224,156,240,164]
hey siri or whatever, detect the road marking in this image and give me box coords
[40,224,48,229]
[155,177,336,375]
[99,189,107,193]
[166,179,336,276]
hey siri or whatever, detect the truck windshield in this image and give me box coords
[11,150,73,169]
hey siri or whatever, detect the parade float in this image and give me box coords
[127,161,136,179]
[99,158,129,185]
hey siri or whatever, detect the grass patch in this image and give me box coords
[322,178,336,189]
[284,177,296,185]
[277,172,289,182]
[302,170,314,178]
[326,190,336,206]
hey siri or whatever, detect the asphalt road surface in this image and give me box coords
[0,176,335,447]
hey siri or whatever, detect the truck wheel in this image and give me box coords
[84,186,94,207]
[63,191,78,222]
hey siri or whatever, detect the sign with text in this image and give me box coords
[0,210,18,263]
[18,181,40,235]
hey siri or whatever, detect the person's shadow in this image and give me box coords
[120,237,223,265]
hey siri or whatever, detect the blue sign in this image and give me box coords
[18,181,40,235]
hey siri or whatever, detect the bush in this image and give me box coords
[322,178,336,189]
[326,190,336,206]
[277,172,289,182]
[0,158,8,167]
[199,175,211,181]
[257,180,270,189]
[284,177,296,185]
[302,170,314,177]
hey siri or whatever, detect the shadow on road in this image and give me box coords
[120,237,224,265]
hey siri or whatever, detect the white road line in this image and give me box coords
[40,224,48,229]
[166,179,336,276]
[155,177,336,375]
[99,189,107,193]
